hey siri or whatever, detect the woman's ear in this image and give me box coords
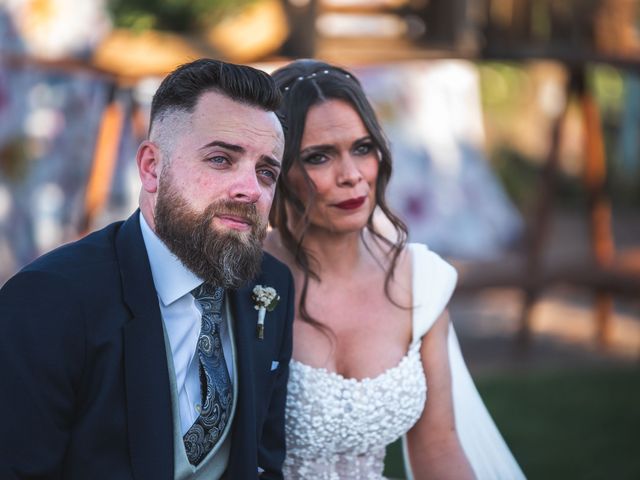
[137,140,161,193]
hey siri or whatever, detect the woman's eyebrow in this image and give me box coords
[300,144,336,156]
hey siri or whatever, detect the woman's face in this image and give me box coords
[287,99,379,234]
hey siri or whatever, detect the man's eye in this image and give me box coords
[208,155,229,165]
[258,169,278,184]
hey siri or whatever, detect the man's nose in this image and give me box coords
[229,166,261,203]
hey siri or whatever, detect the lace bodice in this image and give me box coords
[283,342,426,479]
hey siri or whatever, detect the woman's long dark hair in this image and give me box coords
[270,59,408,335]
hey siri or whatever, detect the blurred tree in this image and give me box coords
[107,0,258,32]
[482,0,640,61]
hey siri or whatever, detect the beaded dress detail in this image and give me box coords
[283,342,425,479]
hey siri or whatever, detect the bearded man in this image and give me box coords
[0,59,294,480]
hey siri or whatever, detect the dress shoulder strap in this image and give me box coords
[409,243,458,345]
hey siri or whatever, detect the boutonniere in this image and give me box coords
[252,285,280,340]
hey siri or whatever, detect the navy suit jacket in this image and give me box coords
[0,211,294,480]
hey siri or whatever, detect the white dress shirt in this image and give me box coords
[139,214,234,435]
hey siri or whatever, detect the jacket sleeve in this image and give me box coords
[0,269,85,479]
[257,268,295,480]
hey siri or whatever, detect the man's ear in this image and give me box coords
[137,140,162,193]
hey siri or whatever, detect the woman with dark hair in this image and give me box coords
[264,59,525,479]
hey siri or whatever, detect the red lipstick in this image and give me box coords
[334,196,366,210]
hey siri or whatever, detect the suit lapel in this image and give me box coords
[116,211,173,480]
[226,285,258,479]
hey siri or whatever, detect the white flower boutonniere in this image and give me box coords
[252,285,280,340]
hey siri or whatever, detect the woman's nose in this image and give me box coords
[336,155,363,186]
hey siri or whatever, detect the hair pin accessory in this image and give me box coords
[282,69,352,92]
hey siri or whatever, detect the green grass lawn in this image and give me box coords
[384,366,640,479]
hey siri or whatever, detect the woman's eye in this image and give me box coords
[302,153,327,165]
[354,143,373,156]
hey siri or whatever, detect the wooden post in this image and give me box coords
[81,87,124,233]
[517,64,572,346]
[576,65,616,346]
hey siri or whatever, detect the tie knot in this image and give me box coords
[191,283,224,315]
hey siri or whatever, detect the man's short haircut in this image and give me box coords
[149,58,281,133]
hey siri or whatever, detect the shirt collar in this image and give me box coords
[139,213,202,307]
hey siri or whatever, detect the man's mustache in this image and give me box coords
[205,200,263,228]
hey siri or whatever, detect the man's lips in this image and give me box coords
[333,196,366,210]
[215,214,253,230]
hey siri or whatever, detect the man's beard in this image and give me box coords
[154,172,267,289]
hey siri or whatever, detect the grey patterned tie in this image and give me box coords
[183,284,233,466]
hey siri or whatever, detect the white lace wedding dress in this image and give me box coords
[283,243,525,480]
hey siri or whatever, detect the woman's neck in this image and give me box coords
[300,228,377,279]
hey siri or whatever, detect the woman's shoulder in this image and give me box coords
[406,243,457,278]
[406,243,458,343]
[392,243,458,306]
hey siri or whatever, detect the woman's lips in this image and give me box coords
[333,196,366,210]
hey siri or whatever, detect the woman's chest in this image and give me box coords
[292,299,412,378]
